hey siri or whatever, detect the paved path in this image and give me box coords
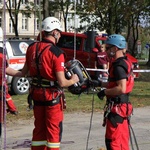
[1,106,150,150]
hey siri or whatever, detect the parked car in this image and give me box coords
[57,31,139,78]
[0,39,34,94]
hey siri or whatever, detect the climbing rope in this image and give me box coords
[129,117,139,150]
[73,0,77,60]
[85,92,95,150]
[0,0,7,149]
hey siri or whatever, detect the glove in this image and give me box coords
[97,89,106,100]
[91,80,102,87]
[27,94,33,110]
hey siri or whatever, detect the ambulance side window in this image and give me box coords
[9,40,34,56]
[9,41,24,56]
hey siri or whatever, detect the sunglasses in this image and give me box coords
[106,45,114,51]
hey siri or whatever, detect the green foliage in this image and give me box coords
[75,0,150,56]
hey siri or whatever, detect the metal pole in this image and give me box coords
[1,0,7,149]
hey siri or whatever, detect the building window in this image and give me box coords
[9,13,15,33]
[9,18,14,33]
[22,14,28,30]
[22,0,28,4]
[35,18,40,30]
[11,1,15,7]
[35,0,40,5]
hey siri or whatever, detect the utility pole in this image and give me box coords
[146,44,150,66]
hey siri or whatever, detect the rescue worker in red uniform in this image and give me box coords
[97,34,134,150]
[0,47,22,136]
[21,17,79,150]
[6,84,18,115]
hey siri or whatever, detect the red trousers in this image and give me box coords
[0,88,17,122]
[0,86,17,137]
[105,103,132,150]
[6,92,17,112]
[105,119,130,150]
[31,88,64,150]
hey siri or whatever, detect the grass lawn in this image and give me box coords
[7,61,150,121]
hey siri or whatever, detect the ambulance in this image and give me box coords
[0,27,34,94]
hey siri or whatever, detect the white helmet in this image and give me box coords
[42,17,62,32]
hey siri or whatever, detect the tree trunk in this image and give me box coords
[14,25,19,38]
[43,0,49,18]
[64,17,67,32]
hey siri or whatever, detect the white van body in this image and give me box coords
[0,28,34,94]
[6,40,34,94]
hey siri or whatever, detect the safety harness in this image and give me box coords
[103,57,139,149]
[103,57,133,127]
[102,94,130,127]
[28,42,65,109]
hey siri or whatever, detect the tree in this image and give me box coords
[42,0,73,32]
[43,0,49,18]
[5,0,22,38]
[59,0,73,32]
[5,0,34,38]
[43,0,150,64]
[76,0,127,34]
[123,0,150,56]
[76,0,150,56]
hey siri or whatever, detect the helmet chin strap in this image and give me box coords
[51,31,59,43]
[54,34,59,43]
[110,49,121,57]
[109,50,116,57]
[49,33,59,43]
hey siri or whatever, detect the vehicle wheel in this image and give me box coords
[11,77,30,95]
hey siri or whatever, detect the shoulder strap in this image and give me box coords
[35,42,51,82]
[109,58,131,82]
[123,59,134,80]
[35,42,64,82]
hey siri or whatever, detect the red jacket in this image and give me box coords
[26,38,65,81]
[107,56,134,97]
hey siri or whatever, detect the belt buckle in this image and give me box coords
[50,81,54,86]
[115,97,121,104]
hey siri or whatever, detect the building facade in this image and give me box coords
[0,0,40,39]
[0,0,106,40]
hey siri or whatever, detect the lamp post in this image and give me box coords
[145,43,150,65]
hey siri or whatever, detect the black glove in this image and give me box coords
[91,80,102,87]
[97,89,106,100]
[27,94,33,110]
